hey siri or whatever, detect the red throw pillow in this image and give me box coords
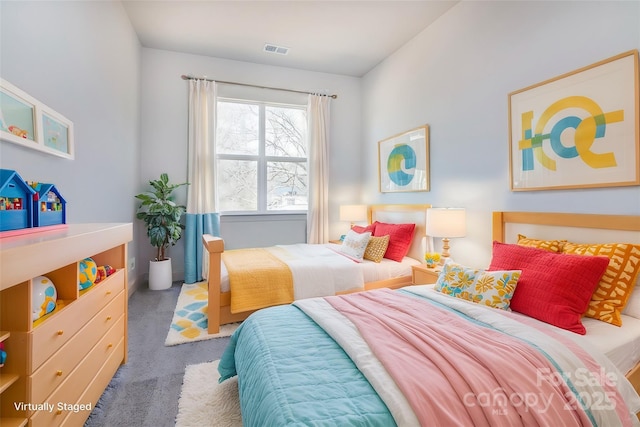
[488,241,609,334]
[373,222,416,262]
[352,223,376,234]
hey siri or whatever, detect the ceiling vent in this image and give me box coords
[264,43,289,55]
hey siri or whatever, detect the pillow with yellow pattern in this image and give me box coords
[363,235,390,263]
[434,262,521,310]
[517,234,566,253]
[562,242,640,326]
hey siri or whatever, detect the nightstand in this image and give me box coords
[411,264,441,285]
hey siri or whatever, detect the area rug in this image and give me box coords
[165,282,240,346]
[176,360,242,427]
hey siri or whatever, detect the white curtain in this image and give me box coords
[184,79,220,283]
[306,94,330,243]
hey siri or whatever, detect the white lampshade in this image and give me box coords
[426,208,466,238]
[339,205,368,223]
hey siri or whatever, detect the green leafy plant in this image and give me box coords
[135,173,188,261]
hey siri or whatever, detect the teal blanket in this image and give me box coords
[218,305,395,426]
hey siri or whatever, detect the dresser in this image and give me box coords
[0,223,132,427]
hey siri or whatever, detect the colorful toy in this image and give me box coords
[79,257,97,290]
[95,264,116,284]
[32,275,57,321]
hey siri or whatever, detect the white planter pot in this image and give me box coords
[148,258,172,290]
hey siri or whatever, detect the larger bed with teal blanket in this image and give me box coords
[219,286,640,426]
[216,211,640,425]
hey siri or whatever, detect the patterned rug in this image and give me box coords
[176,360,242,426]
[165,282,240,346]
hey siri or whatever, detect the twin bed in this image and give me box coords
[203,208,640,425]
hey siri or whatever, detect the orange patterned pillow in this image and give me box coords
[517,234,566,253]
[562,242,640,326]
[364,235,390,263]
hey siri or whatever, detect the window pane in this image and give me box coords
[217,102,259,155]
[267,161,308,211]
[217,159,257,211]
[265,106,307,157]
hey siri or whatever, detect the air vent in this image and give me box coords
[264,43,289,55]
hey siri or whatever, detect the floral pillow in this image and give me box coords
[434,262,521,310]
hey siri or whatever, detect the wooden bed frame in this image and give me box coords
[202,204,431,334]
[492,211,640,401]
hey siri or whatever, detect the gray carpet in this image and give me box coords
[84,282,231,427]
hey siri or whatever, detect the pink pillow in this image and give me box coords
[352,223,376,234]
[373,222,416,262]
[488,242,609,334]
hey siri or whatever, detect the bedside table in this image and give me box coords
[411,264,441,285]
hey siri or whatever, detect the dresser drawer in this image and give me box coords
[30,270,124,371]
[29,292,125,404]
[59,338,126,427]
[29,331,125,427]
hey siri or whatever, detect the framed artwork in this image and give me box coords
[509,50,639,191]
[41,107,74,158]
[378,125,429,193]
[0,79,74,159]
[0,81,37,147]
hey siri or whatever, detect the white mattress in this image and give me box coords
[219,243,420,293]
[582,315,640,375]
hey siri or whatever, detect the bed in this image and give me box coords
[216,211,640,426]
[202,204,431,333]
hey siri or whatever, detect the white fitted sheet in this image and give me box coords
[582,315,640,375]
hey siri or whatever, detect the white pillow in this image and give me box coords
[339,229,371,262]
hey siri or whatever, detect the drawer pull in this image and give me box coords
[106,290,112,295]
[56,410,62,415]
[56,370,63,376]
[108,343,113,348]
[57,330,64,336]
[107,316,112,321]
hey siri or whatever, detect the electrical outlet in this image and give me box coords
[129,257,135,271]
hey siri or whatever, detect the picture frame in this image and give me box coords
[0,79,74,159]
[508,50,639,191]
[378,125,429,193]
[0,80,38,147]
[40,106,74,159]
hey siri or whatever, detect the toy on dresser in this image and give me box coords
[32,275,57,321]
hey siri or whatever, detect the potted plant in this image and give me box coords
[135,173,188,290]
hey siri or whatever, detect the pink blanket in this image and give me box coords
[326,289,597,426]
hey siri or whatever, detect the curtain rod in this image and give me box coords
[181,75,337,99]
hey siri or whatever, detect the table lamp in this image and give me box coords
[339,204,368,228]
[426,208,466,262]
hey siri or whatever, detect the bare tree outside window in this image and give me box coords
[217,99,308,213]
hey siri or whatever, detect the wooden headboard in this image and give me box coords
[369,204,431,261]
[492,211,640,244]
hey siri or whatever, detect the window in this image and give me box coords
[216,98,308,213]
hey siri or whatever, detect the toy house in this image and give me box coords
[33,183,66,227]
[0,169,36,232]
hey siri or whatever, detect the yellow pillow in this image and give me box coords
[364,235,390,263]
[517,234,566,253]
[562,242,640,326]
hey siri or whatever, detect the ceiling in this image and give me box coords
[122,1,457,77]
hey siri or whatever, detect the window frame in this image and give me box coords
[216,97,308,215]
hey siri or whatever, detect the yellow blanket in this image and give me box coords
[222,247,294,313]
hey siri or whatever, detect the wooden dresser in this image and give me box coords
[0,223,132,427]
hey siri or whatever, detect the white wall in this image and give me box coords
[0,1,141,287]
[361,1,640,268]
[139,48,362,277]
